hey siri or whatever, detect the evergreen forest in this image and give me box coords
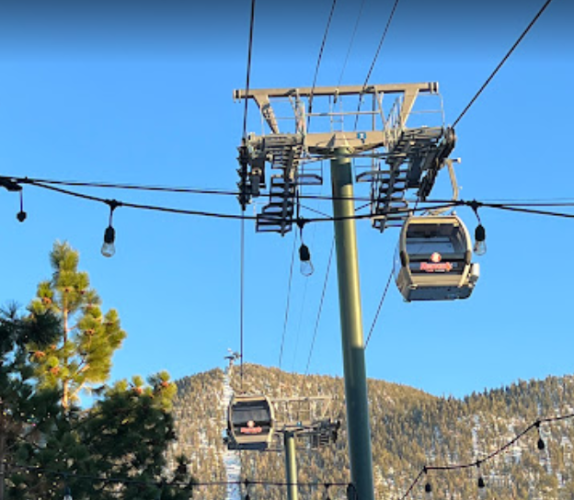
[169,364,574,500]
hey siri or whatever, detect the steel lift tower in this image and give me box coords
[234,83,456,500]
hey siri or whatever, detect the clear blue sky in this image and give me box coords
[0,0,572,401]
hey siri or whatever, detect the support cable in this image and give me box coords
[307,0,338,130]
[452,0,554,127]
[238,0,257,389]
[365,269,393,348]
[242,0,257,139]
[279,231,298,369]
[337,0,366,86]
[304,237,335,375]
[239,216,245,390]
[361,0,401,90]
[9,176,574,206]
[354,0,401,130]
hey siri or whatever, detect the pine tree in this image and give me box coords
[76,374,193,500]
[0,305,62,500]
[19,373,192,500]
[28,241,126,409]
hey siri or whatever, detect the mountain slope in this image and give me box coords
[169,364,574,500]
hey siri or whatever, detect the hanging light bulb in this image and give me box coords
[537,422,546,450]
[243,478,251,500]
[346,483,358,500]
[101,226,116,258]
[470,201,486,256]
[101,200,120,258]
[474,224,486,256]
[476,462,486,489]
[538,435,546,450]
[324,483,331,500]
[423,467,432,495]
[299,243,314,277]
[477,475,485,489]
[63,485,73,500]
[17,189,27,222]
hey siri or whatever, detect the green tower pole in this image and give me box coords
[284,431,299,500]
[330,147,375,500]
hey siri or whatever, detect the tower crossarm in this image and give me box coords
[234,82,455,235]
[234,82,438,101]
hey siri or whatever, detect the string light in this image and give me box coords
[297,219,314,277]
[536,421,546,450]
[470,201,486,256]
[324,482,332,500]
[101,200,120,258]
[5,175,574,229]
[4,462,350,490]
[476,461,485,489]
[17,189,27,222]
[63,485,73,500]
[156,481,164,500]
[2,414,573,499]
[299,243,314,277]
[243,478,251,500]
[423,467,432,494]
[398,412,574,500]
[347,483,358,500]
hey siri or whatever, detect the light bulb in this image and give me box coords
[537,424,546,450]
[538,437,545,450]
[299,244,314,277]
[474,224,486,256]
[101,226,116,258]
[63,486,73,500]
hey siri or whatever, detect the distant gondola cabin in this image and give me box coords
[226,395,275,451]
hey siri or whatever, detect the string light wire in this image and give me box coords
[4,463,350,489]
[10,178,461,223]
[398,412,574,500]
[6,180,574,225]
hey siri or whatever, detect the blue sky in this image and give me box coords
[0,0,572,401]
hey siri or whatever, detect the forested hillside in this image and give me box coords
[168,364,574,500]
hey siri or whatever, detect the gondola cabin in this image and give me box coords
[395,215,480,301]
[226,395,275,451]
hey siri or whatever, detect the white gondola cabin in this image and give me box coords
[395,215,479,301]
[226,395,275,451]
